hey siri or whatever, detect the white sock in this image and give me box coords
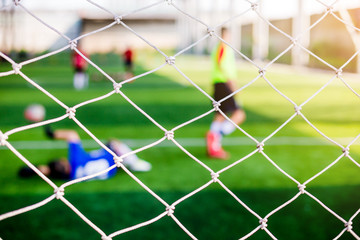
[84,73,89,88]
[210,121,223,135]
[74,73,83,90]
[117,143,139,166]
[74,72,88,90]
[221,121,236,135]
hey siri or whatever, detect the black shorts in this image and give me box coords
[124,60,133,71]
[214,82,240,113]
[74,66,84,72]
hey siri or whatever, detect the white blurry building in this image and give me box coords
[1,0,360,70]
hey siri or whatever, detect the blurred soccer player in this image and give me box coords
[123,46,134,79]
[19,129,151,180]
[206,27,246,159]
[72,49,89,90]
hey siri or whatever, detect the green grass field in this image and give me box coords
[0,51,359,240]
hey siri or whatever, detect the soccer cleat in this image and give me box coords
[206,131,229,160]
[125,159,152,172]
[208,149,229,159]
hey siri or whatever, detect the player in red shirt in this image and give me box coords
[72,50,89,90]
[123,47,134,78]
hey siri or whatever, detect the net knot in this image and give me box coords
[213,101,221,111]
[345,221,353,232]
[207,28,215,36]
[258,68,266,76]
[257,142,264,152]
[259,218,268,229]
[291,37,298,45]
[113,82,122,93]
[166,205,175,216]
[165,131,174,140]
[12,63,21,74]
[67,108,76,119]
[54,187,65,199]
[294,105,302,115]
[0,131,8,146]
[113,156,123,167]
[114,16,122,24]
[335,69,343,77]
[342,147,350,157]
[69,40,77,50]
[13,0,20,6]
[211,172,220,182]
[251,3,258,11]
[326,6,334,13]
[101,236,112,240]
[165,0,173,5]
[298,184,306,194]
[165,56,175,65]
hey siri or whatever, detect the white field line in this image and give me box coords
[0,137,358,150]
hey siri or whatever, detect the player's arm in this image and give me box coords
[227,79,238,93]
[45,127,80,143]
[53,130,80,142]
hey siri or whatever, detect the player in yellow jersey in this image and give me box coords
[206,27,246,159]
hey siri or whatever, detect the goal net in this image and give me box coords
[0,0,359,239]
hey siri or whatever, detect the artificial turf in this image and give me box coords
[0,51,359,239]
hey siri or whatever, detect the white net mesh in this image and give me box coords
[0,0,360,239]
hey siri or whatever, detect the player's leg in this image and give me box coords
[220,108,246,136]
[78,71,88,89]
[207,112,229,159]
[207,82,246,159]
[73,72,81,90]
[108,139,151,172]
[207,83,232,159]
[73,67,87,90]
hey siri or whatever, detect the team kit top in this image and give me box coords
[68,141,117,180]
[211,42,237,84]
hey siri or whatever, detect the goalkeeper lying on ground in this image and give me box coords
[19,128,151,180]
